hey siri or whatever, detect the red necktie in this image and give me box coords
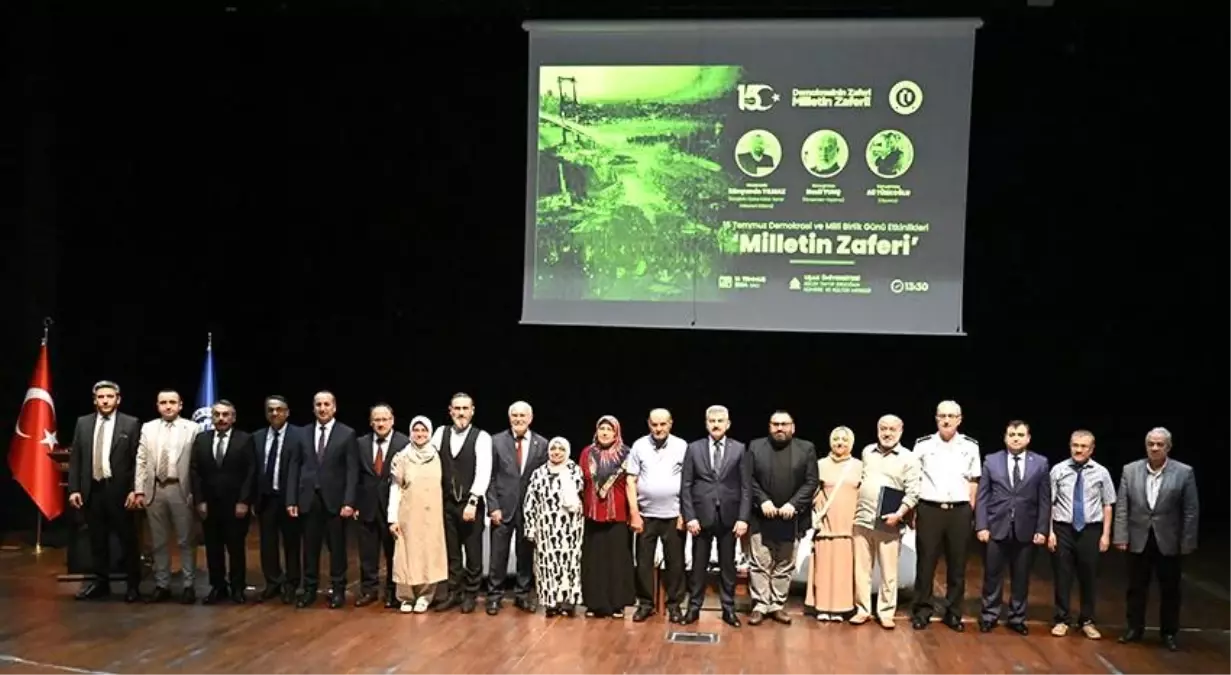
[516,437,524,473]
[374,438,385,476]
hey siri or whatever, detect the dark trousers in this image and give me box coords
[302,490,347,593]
[1052,521,1100,625]
[203,500,250,589]
[257,492,301,589]
[1126,530,1182,635]
[980,535,1035,625]
[912,501,971,619]
[688,520,737,612]
[487,519,534,600]
[635,516,685,610]
[85,479,141,588]
[357,514,396,597]
[443,498,483,598]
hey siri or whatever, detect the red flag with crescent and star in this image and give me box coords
[9,342,65,521]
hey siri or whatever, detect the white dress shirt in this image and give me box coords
[314,418,336,454]
[431,425,493,498]
[915,432,981,502]
[94,413,116,479]
[1146,460,1166,509]
[264,425,286,491]
[372,433,391,465]
[1006,450,1026,488]
[214,430,230,461]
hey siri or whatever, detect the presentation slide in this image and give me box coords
[520,20,980,334]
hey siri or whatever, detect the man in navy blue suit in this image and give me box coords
[680,405,750,628]
[975,420,1051,634]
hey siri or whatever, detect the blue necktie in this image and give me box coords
[1071,463,1086,532]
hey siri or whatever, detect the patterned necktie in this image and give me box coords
[215,431,228,464]
[317,425,328,458]
[1071,463,1086,532]
[1012,454,1021,489]
[712,440,723,473]
[156,422,172,481]
[374,438,385,476]
[515,436,524,474]
[92,416,109,480]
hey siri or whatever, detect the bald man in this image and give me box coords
[627,408,689,623]
[850,414,920,629]
[911,400,981,631]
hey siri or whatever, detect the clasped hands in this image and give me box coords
[760,501,797,520]
[976,529,1047,546]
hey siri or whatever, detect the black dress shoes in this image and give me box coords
[911,616,928,630]
[354,592,379,608]
[1119,627,1144,644]
[978,620,995,633]
[681,608,701,625]
[721,609,741,627]
[296,590,318,608]
[75,583,110,600]
[328,592,345,609]
[203,586,227,605]
[1161,634,1179,651]
[941,614,965,632]
[281,586,296,605]
[667,606,684,624]
[434,595,459,612]
[460,596,477,614]
[231,589,246,604]
[632,605,655,622]
[486,598,501,615]
[181,588,196,605]
[260,584,282,601]
[1007,622,1028,636]
[384,594,399,609]
[124,587,141,603]
[146,587,172,603]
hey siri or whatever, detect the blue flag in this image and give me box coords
[192,335,217,431]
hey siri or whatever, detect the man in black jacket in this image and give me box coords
[354,403,408,609]
[485,400,549,615]
[67,380,143,603]
[744,410,818,626]
[190,399,256,604]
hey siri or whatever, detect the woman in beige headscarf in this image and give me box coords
[806,425,863,621]
[522,436,584,617]
[388,416,448,613]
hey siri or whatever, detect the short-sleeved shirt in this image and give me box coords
[915,433,981,502]
[627,434,687,518]
[1049,458,1116,524]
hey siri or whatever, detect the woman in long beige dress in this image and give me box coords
[807,426,863,621]
[387,416,448,614]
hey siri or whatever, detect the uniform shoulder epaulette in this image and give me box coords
[961,434,978,445]
[915,435,933,446]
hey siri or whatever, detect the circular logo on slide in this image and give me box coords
[889,80,923,115]
[866,130,915,179]
[734,130,782,178]
[801,130,849,179]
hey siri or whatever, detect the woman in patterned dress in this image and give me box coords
[522,436,585,617]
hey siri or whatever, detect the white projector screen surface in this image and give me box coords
[521,19,980,334]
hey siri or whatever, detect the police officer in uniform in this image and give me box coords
[911,400,981,631]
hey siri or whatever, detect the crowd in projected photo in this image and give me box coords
[533,65,743,302]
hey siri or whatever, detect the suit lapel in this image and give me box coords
[360,435,376,475]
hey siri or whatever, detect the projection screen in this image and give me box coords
[521,19,981,335]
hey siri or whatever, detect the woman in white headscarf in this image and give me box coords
[388,416,448,613]
[522,436,584,617]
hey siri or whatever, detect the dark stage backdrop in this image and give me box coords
[1,4,1225,537]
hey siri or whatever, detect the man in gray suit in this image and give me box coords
[133,389,201,604]
[485,400,549,615]
[1113,427,1199,652]
[680,405,749,627]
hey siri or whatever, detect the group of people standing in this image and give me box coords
[65,382,1199,651]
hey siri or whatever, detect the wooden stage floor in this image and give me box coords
[0,536,1226,674]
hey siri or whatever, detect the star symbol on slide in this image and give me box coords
[40,430,57,449]
[771,92,781,102]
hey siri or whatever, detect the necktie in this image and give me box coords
[1012,454,1022,489]
[317,424,328,458]
[1071,463,1086,532]
[264,429,280,493]
[92,416,109,480]
[156,423,172,481]
[215,432,228,464]
[515,436,524,474]
[374,438,385,476]
[712,440,723,473]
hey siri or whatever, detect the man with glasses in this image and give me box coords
[911,400,981,631]
[253,395,306,604]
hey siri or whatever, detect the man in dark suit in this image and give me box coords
[745,410,818,626]
[287,390,360,609]
[1113,427,1199,652]
[485,400,549,615]
[354,403,407,609]
[975,420,1051,635]
[66,380,143,602]
[252,394,305,604]
[189,399,256,604]
[680,404,750,627]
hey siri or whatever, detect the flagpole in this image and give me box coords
[35,317,52,555]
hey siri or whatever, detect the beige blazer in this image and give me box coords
[134,417,199,502]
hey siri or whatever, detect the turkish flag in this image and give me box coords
[8,343,65,521]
